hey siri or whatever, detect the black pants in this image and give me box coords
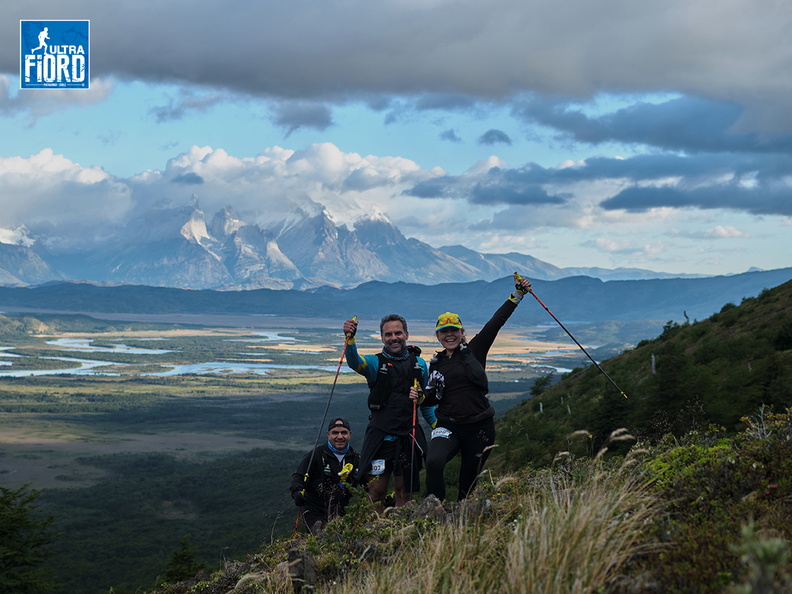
[425,417,496,501]
[300,506,325,535]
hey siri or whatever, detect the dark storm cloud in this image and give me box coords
[407,176,456,198]
[3,0,791,132]
[601,184,792,216]
[406,152,792,216]
[549,153,775,184]
[271,101,334,136]
[414,95,479,111]
[471,182,565,205]
[478,129,512,145]
[4,0,792,232]
[406,165,567,205]
[512,96,792,154]
[557,153,792,189]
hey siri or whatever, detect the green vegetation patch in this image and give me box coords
[40,448,301,594]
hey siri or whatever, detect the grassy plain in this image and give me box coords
[0,312,576,489]
[0,309,579,593]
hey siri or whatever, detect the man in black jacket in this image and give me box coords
[290,417,360,534]
[343,315,436,508]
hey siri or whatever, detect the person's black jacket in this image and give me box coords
[290,443,360,520]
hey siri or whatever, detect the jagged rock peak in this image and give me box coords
[210,206,245,239]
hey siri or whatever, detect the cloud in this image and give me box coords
[414,94,479,112]
[271,100,333,136]
[583,237,668,259]
[148,88,227,123]
[97,130,122,146]
[404,151,792,217]
[0,225,34,247]
[512,95,792,153]
[471,182,562,205]
[440,129,462,143]
[601,183,792,216]
[468,202,590,231]
[703,225,750,239]
[0,149,132,243]
[2,0,791,132]
[406,175,455,198]
[478,129,512,145]
[171,172,204,185]
[584,237,639,254]
[0,140,787,274]
[406,161,556,202]
[0,75,114,118]
[126,142,434,227]
[469,168,566,205]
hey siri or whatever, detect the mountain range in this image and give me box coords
[0,201,706,290]
[0,267,790,336]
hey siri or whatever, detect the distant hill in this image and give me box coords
[491,278,792,471]
[0,268,789,330]
[441,245,705,281]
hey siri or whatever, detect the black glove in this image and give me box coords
[292,490,308,507]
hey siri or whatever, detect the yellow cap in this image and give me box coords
[436,312,463,330]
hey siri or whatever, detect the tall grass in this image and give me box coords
[328,462,660,594]
[501,469,659,593]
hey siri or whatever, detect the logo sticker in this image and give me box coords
[20,20,90,89]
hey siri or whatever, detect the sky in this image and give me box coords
[1,0,791,276]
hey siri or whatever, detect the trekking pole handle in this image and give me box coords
[410,379,424,404]
[344,315,358,339]
[514,271,532,294]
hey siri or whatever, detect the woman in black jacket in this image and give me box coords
[422,273,532,501]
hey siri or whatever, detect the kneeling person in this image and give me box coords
[290,417,360,534]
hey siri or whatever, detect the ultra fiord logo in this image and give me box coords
[20,20,89,89]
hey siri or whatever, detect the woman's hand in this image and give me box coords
[514,273,532,294]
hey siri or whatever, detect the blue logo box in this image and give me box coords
[20,20,90,89]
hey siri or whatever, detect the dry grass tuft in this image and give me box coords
[326,466,660,593]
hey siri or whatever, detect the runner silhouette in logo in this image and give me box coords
[32,27,49,53]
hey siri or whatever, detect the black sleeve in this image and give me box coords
[290,450,313,494]
[469,299,518,367]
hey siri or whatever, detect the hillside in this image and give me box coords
[141,279,792,594]
[2,278,787,592]
[491,279,792,471]
[147,420,792,594]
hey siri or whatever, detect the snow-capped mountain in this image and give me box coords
[0,199,699,289]
[0,243,63,286]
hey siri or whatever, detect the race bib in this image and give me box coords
[431,427,452,440]
[370,459,386,475]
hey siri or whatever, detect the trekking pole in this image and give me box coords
[409,379,419,499]
[293,508,302,538]
[296,316,357,534]
[305,315,357,479]
[515,273,627,399]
